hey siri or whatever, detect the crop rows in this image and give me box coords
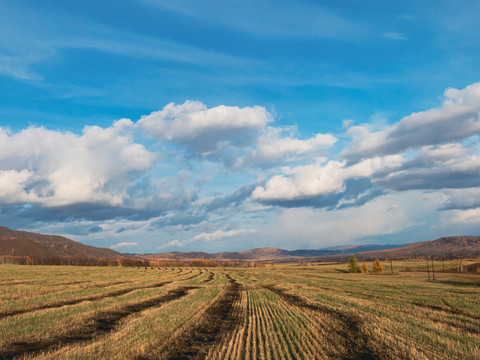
[0,263,479,359]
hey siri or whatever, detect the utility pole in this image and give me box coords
[431,258,436,281]
[426,258,431,281]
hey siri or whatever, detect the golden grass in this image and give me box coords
[0,261,479,359]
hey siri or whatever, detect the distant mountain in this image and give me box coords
[2,226,478,262]
[143,244,405,261]
[146,237,480,261]
[0,226,125,259]
[355,236,480,260]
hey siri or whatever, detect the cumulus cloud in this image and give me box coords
[137,101,337,171]
[252,155,402,205]
[0,169,36,203]
[0,120,156,212]
[244,127,336,166]
[253,83,480,211]
[4,84,480,250]
[441,188,480,211]
[137,101,271,156]
[343,82,480,163]
[3,100,334,227]
[367,143,480,193]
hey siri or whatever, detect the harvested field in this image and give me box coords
[0,261,479,359]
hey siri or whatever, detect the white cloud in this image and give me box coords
[192,229,257,242]
[0,120,156,207]
[0,169,37,203]
[157,239,188,250]
[442,188,480,210]
[373,143,480,192]
[252,155,402,202]
[245,127,336,165]
[156,229,257,250]
[4,83,480,251]
[251,83,480,212]
[262,191,445,248]
[110,241,139,249]
[440,208,480,225]
[137,101,337,170]
[343,82,480,163]
[138,101,272,155]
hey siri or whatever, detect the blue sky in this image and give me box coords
[1,0,480,253]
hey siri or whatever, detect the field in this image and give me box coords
[0,260,479,359]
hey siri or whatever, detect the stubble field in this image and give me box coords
[0,261,479,359]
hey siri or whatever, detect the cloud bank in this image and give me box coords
[2,83,480,251]
[254,83,480,212]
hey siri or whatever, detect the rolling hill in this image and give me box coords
[1,226,479,262]
[145,237,480,261]
[355,236,480,260]
[0,226,125,259]
[143,244,405,261]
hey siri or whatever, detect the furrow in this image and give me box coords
[263,284,380,360]
[0,281,173,319]
[139,274,243,360]
[0,281,172,319]
[0,286,197,360]
[202,271,215,283]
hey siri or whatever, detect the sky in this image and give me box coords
[1,0,480,253]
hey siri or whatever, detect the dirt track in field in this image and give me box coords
[0,286,198,360]
[137,273,243,360]
[202,271,215,283]
[182,270,204,281]
[263,284,380,360]
[0,281,174,319]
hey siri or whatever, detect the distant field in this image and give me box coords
[0,260,479,359]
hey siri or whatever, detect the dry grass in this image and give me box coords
[0,261,479,359]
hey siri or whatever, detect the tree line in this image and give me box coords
[0,255,264,268]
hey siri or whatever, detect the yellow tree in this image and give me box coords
[361,264,369,273]
[372,258,383,273]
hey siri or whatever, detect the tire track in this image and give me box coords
[0,281,173,319]
[181,270,204,281]
[263,285,379,360]
[301,283,480,322]
[139,273,243,360]
[302,283,480,321]
[202,271,215,283]
[0,286,198,360]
